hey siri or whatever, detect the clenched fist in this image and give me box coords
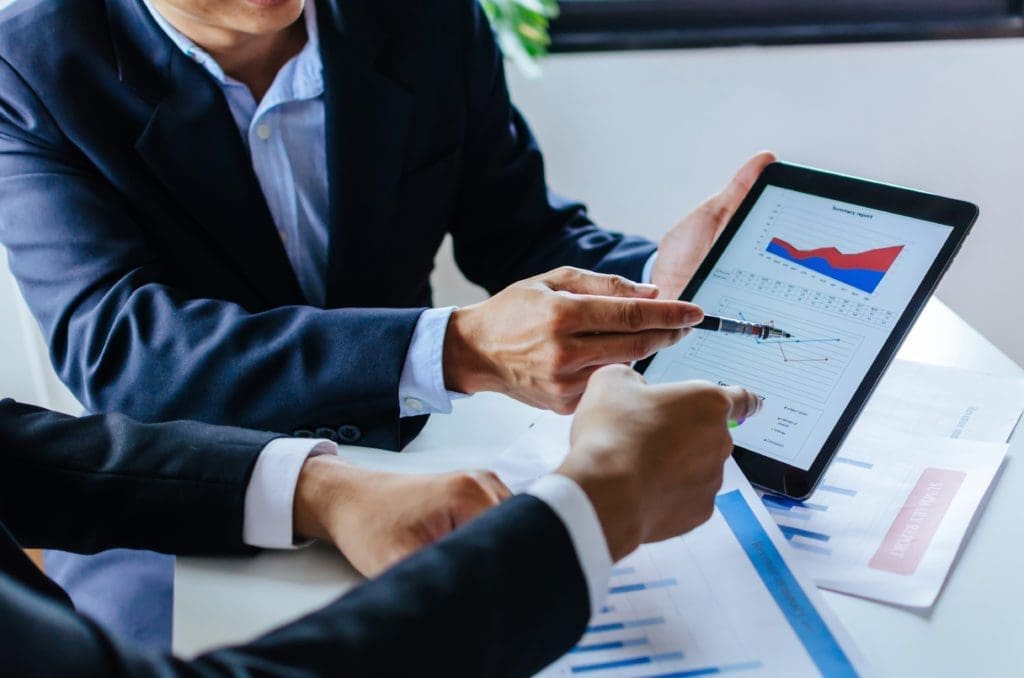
[558,365,762,561]
[293,457,511,576]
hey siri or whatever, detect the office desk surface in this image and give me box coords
[174,298,1024,675]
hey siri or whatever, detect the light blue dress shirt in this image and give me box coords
[142,0,456,417]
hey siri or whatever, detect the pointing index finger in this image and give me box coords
[721,385,762,423]
[572,296,705,333]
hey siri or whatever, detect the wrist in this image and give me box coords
[293,455,365,543]
[556,461,642,562]
[443,305,499,395]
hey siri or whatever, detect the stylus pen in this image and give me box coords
[694,315,792,340]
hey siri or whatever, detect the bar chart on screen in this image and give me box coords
[537,463,864,677]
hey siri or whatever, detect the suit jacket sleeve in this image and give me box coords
[0,495,592,677]
[449,1,658,295]
[0,57,421,450]
[0,398,276,555]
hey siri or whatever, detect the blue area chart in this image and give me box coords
[766,237,903,294]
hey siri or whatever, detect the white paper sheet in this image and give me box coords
[489,412,572,493]
[763,428,1007,608]
[493,421,867,676]
[762,360,1021,607]
[855,359,1024,443]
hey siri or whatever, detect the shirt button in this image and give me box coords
[404,397,424,413]
[278,229,287,244]
[314,427,339,443]
[337,425,362,443]
[256,124,271,141]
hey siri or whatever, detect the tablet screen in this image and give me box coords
[643,185,954,471]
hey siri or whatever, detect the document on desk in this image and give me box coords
[764,428,1007,608]
[855,359,1024,443]
[495,360,1023,611]
[495,422,867,677]
[763,360,1020,608]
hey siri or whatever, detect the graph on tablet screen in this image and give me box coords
[765,238,902,294]
[643,186,952,470]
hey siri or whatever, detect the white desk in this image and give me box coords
[174,299,1024,675]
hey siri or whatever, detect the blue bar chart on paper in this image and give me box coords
[537,463,863,677]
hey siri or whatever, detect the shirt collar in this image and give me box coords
[140,0,321,88]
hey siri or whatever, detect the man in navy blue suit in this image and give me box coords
[0,0,773,650]
[1,367,760,675]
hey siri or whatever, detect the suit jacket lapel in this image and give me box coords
[318,0,414,309]
[110,0,304,308]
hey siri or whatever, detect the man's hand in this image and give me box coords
[443,266,704,414]
[557,365,761,561]
[293,458,510,576]
[653,151,777,300]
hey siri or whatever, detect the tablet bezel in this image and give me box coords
[635,162,979,499]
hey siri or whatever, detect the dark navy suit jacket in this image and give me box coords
[0,0,655,449]
[0,399,590,675]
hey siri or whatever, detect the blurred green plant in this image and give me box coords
[481,0,560,77]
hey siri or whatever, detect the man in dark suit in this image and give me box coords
[0,367,761,675]
[0,0,773,648]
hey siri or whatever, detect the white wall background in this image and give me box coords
[435,37,1024,366]
[0,255,80,411]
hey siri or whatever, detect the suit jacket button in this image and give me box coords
[314,427,340,443]
[293,429,315,438]
[337,425,362,443]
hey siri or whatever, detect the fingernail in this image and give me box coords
[684,310,704,325]
[637,283,658,295]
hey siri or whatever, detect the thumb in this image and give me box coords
[716,151,776,216]
[449,471,509,528]
[545,266,659,299]
[587,363,647,391]
[721,385,763,423]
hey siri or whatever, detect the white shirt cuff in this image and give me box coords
[641,250,658,285]
[398,306,463,417]
[526,474,612,616]
[242,438,337,549]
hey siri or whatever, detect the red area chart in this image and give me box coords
[766,238,904,294]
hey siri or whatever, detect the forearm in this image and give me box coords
[0,400,274,554]
[201,494,590,676]
[1,494,591,677]
[55,283,423,444]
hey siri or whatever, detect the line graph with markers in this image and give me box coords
[648,298,861,410]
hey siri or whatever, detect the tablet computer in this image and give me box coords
[635,162,978,499]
